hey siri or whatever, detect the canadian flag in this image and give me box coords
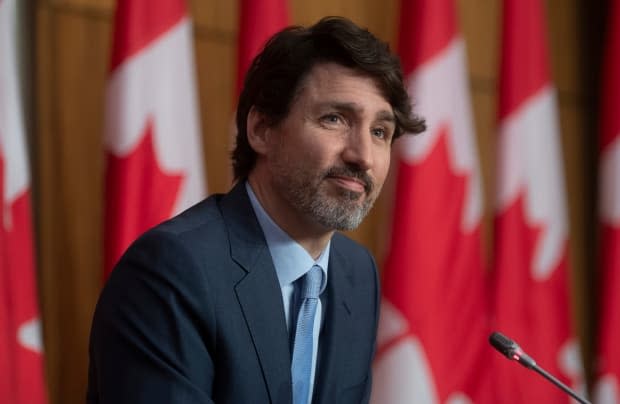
[371,0,491,402]
[593,0,620,402]
[104,0,206,278]
[236,0,289,97]
[0,0,48,402]
[491,0,584,401]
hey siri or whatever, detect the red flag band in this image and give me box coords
[372,0,491,402]
[236,0,290,97]
[0,0,48,402]
[104,0,207,279]
[491,0,584,401]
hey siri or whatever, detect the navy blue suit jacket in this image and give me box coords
[87,182,380,404]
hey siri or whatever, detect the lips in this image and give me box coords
[328,175,367,193]
[324,166,373,195]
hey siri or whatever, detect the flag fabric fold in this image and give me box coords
[593,0,620,402]
[0,0,48,402]
[491,0,584,401]
[104,0,206,279]
[371,0,491,402]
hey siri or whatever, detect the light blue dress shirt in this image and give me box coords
[246,182,329,404]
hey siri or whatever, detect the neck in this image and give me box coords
[247,175,333,260]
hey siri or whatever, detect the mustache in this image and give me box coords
[324,165,374,194]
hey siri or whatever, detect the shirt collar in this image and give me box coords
[246,182,329,291]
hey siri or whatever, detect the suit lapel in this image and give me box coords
[221,183,292,404]
[313,242,354,403]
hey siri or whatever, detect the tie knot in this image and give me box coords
[301,265,323,299]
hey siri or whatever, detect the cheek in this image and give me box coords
[281,144,325,175]
[303,139,337,169]
[373,149,391,185]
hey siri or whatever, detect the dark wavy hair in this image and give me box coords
[232,16,426,180]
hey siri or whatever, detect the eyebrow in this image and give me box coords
[375,110,396,124]
[317,101,396,123]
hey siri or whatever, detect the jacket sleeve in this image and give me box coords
[360,251,381,404]
[87,230,216,404]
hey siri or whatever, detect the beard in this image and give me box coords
[272,161,379,231]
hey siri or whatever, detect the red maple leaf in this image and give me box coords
[104,118,184,277]
[380,126,491,401]
[492,192,573,402]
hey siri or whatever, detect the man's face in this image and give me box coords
[263,62,395,231]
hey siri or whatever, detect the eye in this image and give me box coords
[371,127,385,139]
[372,126,394,141]
[320,113,344,126]
[372,121,396,141]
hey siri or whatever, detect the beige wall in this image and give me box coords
[33,0,602,403]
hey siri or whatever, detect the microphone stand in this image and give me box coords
[489,331,591,404]
[531,365,590,404]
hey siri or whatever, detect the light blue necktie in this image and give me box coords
[291,265,323,404]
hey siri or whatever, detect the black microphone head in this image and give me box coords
[489,331,517,358]
[489,331,537,369]
[489,334,587,402]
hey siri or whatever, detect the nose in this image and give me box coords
[342,128,373,171]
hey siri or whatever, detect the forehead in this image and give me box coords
[295,63,392,110]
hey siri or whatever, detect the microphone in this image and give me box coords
[489,331,591,404]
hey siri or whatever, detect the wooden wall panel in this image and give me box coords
[44,0,112,16]
[469,88,497,254]
[559,97,594,371]
[32,0,600,403]
[35,7,58,402]
[549,0,583,95]
[51,9,109,401]
[190,0,237,33]
[292,0,397,44]
[550,0,597,377]
[459,0,501,81]
[36,2,111,403]
[51,0,111,9]
[194,33,236,193]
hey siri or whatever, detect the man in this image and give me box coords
[87,16,425,404]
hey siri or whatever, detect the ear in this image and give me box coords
[246,106,270,156]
